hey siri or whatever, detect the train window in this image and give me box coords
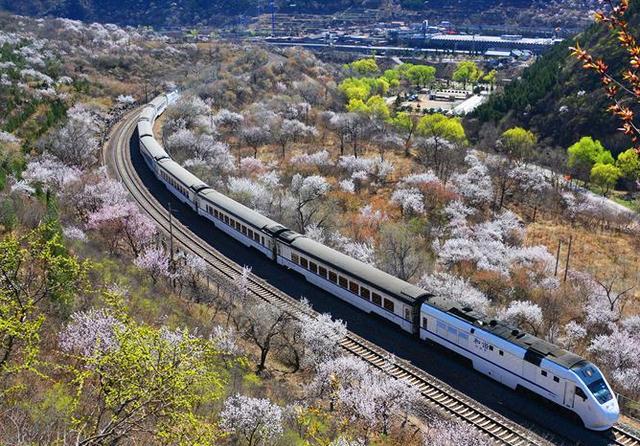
[404,308,412,320]
[338,276,348,288]
[489,346,494,351]
[261,236,265,245]
[470,328,475,334]
[499,350,504,356]
[214,209,219,218]
[242,225,247,235]
[224,215,229,224]
[318,266,327,278]
[553,376,560,383]
[541,370,547,377]
[575,387,587,400]
[349,281,359,294]
[422,317,428,328]
[248,229,253,239]
[291,253,299,264]
[383,299,394,312]
[300,257,308,269]
[309,262,318,274]
[360,287,370,300]
[328,271,338,283]
[372,293,382,306]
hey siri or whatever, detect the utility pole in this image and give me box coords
[563,235,573,282]
[270,0,276,37]
[554,239,562,276]
[169,202,174,268]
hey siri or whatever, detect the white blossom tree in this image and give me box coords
[241,126,271,158]
[22,154,81,191]
[423,418,491,446]
[237,300,292,373]
[219,394,284,446]
[272,118,317,158]
[588,319,640,394]
[287,174,330,232]
[390,187,425,217]
[41,108,100,168]
[376,223,424,281]
[419,272,490,312]
[497,301,544,335]
[450,154,493,207]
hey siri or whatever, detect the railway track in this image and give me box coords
[104,108,637,446]
[612,426,640,446]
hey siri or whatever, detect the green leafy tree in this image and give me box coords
[346,58,379,76]
[483,69,497,90]
[499,127,537,163]
[397,63,414,78]
[0,224,87,395]
[416,114,466,182]
[417,113,466,144]
[339,78,372,102]
[591,162,622,195]
[406,65,436,88]
[567,136,613,184]
[491,127,537,209]
[381,69,401,89]
[348,95,390,120]
[65,320,227,445]
[616,148,640,187]
[390,112,420,155]
[452,61,483,89]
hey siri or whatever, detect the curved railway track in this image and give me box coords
[104,108,639,446]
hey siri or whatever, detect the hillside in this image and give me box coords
[473,0,640,154]
[0,0,577,28]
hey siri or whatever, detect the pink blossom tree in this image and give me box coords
[87,201,156,256]
[134,247,170,283]
[59,308,123,357]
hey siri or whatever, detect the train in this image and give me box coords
[136,93,619,431]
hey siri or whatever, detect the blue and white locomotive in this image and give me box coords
[136,93,619,431]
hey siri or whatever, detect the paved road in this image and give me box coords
[125,131,629,446]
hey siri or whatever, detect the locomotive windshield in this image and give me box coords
[573,363,613,404]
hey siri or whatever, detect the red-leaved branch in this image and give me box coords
[571,0,640,152]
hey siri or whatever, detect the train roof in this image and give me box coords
[149,96,167,110]
[140,135,169,160]
[199,189,284,233]
[289,236,428,305]
[138,121,154,138]
[139,107,156,122]
[424,296,584,369]
[158,159,210,192]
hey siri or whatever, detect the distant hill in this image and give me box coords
[473,0,640,154]
[0,0,541,27]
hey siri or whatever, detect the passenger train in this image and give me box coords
[137,93,619,431]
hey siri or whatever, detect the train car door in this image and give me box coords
[563,382,575,408]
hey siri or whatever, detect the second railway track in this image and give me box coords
[105,108,621,446]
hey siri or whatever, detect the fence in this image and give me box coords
[618,393,640,423]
